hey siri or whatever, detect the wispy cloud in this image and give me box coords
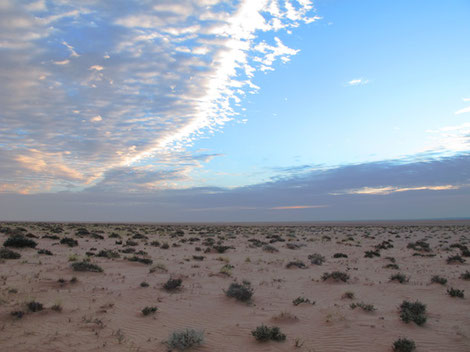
[0,0,319,194]
[333,184,461,196]
[270,205,328,209]
[455,106,470,115]
[347,78,369,86]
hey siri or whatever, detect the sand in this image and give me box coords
[0,222,469,351]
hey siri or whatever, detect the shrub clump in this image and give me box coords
[364,250,381,258]
[399,300,427,326]
[393,338,416,352]
[225,281,253,302]
[322,271,349,282]
[308,253,325,265]
[285,260,306,269]
[251,325,286,342]
[390,273,409,284]
[431,275,447,285]
[447,287,464,298]
[166,328,204,351]
[60,237,78,247]
[71,261,103,272]
[292,296,314,306]
[460,271,470,280]
[27,301,44,312]
[128,256,153,265]
[142,306,158,316]
[350,302,376,312]
[0,247,21,259]
[4,235,37,248]
[163,278,183,291]
[447,255,465,264]
[333,253,348,258]
[97,249,120,258]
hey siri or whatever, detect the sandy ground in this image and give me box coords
[0,222,469,352]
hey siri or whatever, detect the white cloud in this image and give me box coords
[455,106,470,115]
[347,78,369,86]
[332,184,461,196]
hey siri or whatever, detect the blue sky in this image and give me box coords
[1,0,469,221]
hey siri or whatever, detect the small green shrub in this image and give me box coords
[251,324,286,342]
[322,271,349,282]
[460,270,470,280]
[163,278,182,291]
[390,273,409,284]
[447,255,465,264]
[167,328,203,351]
[364,250,380,258]
[393,338,416,352]
[447,287,464,298]
[350,302,376,312]
[286,260,306,269]
[71,261,103,272]
[399,300,427,326]
[27,301,43,312]
[292,296,314,306]
[225,281,253,302]
[263,244,278,253]
[0,248,21,259]
[342,291,355,299]
[308,253,325,265]
[431,275,447,285]
[128,256,153,265]
[142,306,157,316]
[97,249,120,258]
[37,249,53,256]
[333,253,348,258]
[384,263,399,270]
[11,310,24,319]
[60,237,78,247]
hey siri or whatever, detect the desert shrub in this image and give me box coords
[140,281,149,287]
[399,300,427,326]
[447,287,464,298]
[286,243,301,250]
[163,278,182,291]
[384,263,399,270]
[350,302,376,312]
[142,306,158,316]
[322,271,349,282]
[125,240,138,246]
[219,264,233,276]
[447,255,465,264]
[97,249,120,258]
[192,255,205,261]
[213,245,232,253]
[27,301,43,312]
[407,240,431,252]
[461,248,470,257]
[286,260,306,269]
[308,253,325,265]
[225,281,253,302]
[121,247,135,254]
[4,235,37,248]
[460,271,470,280]
[60,237,78,247]
[393,338,416,352]
[0,247,21,259]
[167,328,204,351]
[109,233,121,238]
[161,242,170,249]
[251,325,286,342]
[37,249,53,255]
[431,275,447,285]
[390,273,409,284]
[333,253,348,258]
[42,234,60,240]
[364,250,380,258]
[51,303,62,312]
[11,310,24,319]
[128,256,153,265]
[263,244,278,253]
[71,261,103,272]
[342,291,355,299]
[375,240,394,250]
[292,296,314,306]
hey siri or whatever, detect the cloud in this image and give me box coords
[455,106,470,115]
[1,153,468,222]
[0,0,319,194]
[347,78,369,86]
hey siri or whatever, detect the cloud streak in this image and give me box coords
[0,0,319,194]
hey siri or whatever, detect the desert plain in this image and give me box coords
[0,221,469,352]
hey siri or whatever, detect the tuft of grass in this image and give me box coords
[350,302,376,312]
[399,300,427,326]
[166,328,204,351]
[225,281,253,302]
[447,287,464,298]
[431,275,447,285]
[163,278,182,291]
[384,263,399,270]
[292,296,314,306]
[390,273,409,284]
[142,306,158,316]
[393,338,416,352]
[71,261,103,272]
[251,325,286,342]
[322,271,349,282]
[0,247,21,259]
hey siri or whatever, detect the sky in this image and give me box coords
[1,0,470,222]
